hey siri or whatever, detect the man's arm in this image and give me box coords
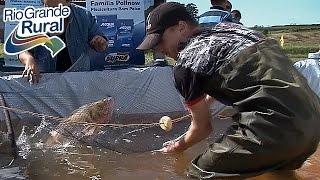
[86,10,108,52]
[19,51,33,65]
[86,10,104,41]
[162,98,212,152]
[19,51,41,83]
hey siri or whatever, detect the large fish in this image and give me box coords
[46,97,115,145]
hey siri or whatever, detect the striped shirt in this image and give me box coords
[198,7,233,29]
[177,22,265,74]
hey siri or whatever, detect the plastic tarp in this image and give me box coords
[0,67,227,153]
[294,59,320,97]
[0,67,187,122]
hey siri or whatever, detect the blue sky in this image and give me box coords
[167,0,320,27]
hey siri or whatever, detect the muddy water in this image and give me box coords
[247,146,320,180]
[0,117,319,180]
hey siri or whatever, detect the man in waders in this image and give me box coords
[137,2,320,179]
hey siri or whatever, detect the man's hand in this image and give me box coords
[90,35,108,52]
[161,98,212,153]
[20,52,41,83]
[161,140,187,153]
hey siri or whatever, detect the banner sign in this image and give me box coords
[144,0,154,10]
[2,0,147,69]
[86,0,146,69]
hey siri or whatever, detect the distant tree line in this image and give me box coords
[251,24,320,36]
[184,3,198,19]
[146,1,199,20]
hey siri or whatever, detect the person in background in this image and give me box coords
[294,50,320,97]
[231,9,243,25]
[198,0,233,28]
[226,0,232,12]
[137,2,320,179]
[19,0,108,83]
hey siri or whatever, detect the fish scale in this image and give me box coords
[46,97,114,145]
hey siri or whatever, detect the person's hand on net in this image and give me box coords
[90,35,108,52]
[161,140,186,153]
[22,57,41,84]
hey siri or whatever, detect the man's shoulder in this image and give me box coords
[175,31,215,74]
[177,25,264,74]
[70,3,86,11]
[69,3,90,17]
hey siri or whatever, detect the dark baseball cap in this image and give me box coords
[137,2,195,50]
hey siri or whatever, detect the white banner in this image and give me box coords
[86,0,146,68]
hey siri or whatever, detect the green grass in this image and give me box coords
[144,50,153,65]
[144,50,175,65]
[252,24,320,33]
[283,46,319,57]
[256,24,320,61]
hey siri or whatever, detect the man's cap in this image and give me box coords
[137,2,194,50]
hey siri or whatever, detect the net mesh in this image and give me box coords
[51,112,192,153]
[0,67,227,154]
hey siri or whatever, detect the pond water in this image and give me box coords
[0,116,319,180]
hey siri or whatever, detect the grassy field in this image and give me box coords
[1,24,319,64]
[254,24,320,62]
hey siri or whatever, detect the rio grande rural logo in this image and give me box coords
[3,4,70,57]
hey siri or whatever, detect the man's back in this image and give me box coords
[176,23,320,177]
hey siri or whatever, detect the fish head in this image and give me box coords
[86,97,115,124]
